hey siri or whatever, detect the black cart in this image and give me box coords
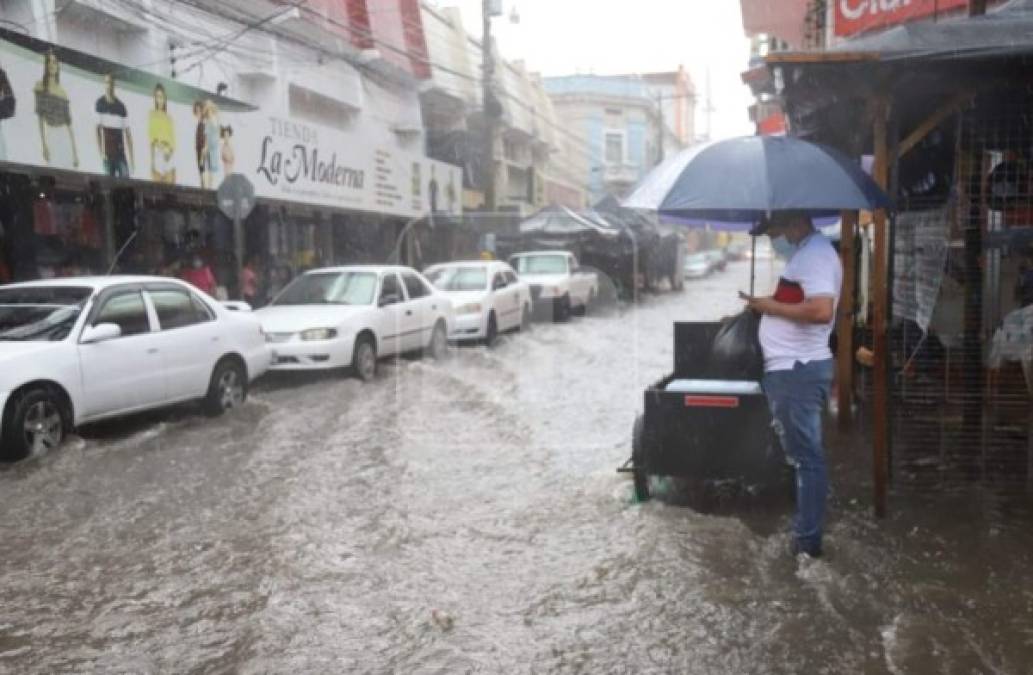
[621,321,789,501]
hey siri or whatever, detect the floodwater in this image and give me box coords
[2,260,1031,674]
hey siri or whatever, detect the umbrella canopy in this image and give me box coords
[622,135,892,225]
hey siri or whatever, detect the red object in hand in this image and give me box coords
[773,277,804,304]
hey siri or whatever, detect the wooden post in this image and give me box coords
[837,210,858,431]
[872,97,891,519]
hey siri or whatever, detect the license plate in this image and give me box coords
[684,395,740,409]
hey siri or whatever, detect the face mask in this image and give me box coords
[771,235,795,258]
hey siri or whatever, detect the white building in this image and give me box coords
[0,0,461,291]
[418,2,588,214]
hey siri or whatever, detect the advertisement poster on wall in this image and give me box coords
[0,28,461,219]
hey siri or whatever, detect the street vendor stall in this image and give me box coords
[760,0,1033,507]
[618,135,891,501]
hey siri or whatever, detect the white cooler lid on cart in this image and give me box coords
[664,379,763,395]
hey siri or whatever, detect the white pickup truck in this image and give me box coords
[509,250,599,322]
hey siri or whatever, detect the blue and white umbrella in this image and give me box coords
[623,135,892,226]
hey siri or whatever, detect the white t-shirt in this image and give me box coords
[759,231,843,372]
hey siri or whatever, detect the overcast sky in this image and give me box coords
[434,0,755,141]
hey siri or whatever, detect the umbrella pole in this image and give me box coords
[750,235,757,296]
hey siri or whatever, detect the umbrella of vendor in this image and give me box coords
[621,135,892,223]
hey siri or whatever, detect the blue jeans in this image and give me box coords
[762,359,833,554]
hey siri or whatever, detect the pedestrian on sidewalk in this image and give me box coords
[740,211,842,558]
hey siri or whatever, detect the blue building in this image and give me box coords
[544,70,693,204]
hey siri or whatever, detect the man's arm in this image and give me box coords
[741,293,834,324]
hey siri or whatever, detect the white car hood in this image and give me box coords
[521,274,568,286]
[440,290,488,305]
[255,304,372,332]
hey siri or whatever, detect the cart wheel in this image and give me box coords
[632,415,650,502]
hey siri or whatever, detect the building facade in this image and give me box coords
[0,0,462,297]
[418,2,586,215]
[544,73,692,204]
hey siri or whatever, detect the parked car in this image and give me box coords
[683,252,711,279]
[255,265,453,381]
[725,242,751,261]
[509,250,598,322]
[423,261,532,345]
[0,277,270,461]
[703,248,728,273]
[746,239,774,260]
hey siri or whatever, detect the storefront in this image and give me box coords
[0,26,462,302]
[766,0,1033,511]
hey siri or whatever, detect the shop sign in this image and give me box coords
[0,29,462,219]
[834,0,968,37]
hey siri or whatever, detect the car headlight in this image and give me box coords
[300,328,339,341]
[456,303,482,315]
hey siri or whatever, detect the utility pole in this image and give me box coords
[655,93,664,166]
[703,67,714,143]
[481,0,499,211]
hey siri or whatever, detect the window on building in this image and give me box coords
[605,132,624,164]
[288,84,356,131]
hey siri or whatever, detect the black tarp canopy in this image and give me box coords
[518,205,622,240]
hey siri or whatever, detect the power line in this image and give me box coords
[287,5,598,159]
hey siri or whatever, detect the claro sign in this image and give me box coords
[835,0,968,37]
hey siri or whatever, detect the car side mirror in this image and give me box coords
[379,293,401,307]
[81,322,122,344]
[222,301,253,312]
[493,279,506,290]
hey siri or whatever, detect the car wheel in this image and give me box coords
[520,304,532,332]
[1,388,66,461]
[632,414,649,502]
[427,321,449,360]
[485,312,498,347]
[554,294,572,322]
[352,334,377,382]
[204,359,248,416]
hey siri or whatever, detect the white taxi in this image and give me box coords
[423,261,532,345]
[0,277,269,461]
[255,265,453,381]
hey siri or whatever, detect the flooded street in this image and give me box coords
[2,260,1032,674]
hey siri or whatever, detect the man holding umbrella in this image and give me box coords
[741,211,842,558]
[624,135,890,555]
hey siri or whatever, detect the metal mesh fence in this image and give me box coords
[890,94,1033,494]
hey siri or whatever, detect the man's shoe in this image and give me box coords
[792,540,822,558]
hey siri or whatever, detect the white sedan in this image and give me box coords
[0,276,270,461]
[423,261,532,345]
[255,265,453,381]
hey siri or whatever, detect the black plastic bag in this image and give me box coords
[708,310,764,380]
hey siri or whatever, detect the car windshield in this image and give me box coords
[686,253,709,265]
[513,255,567,275]
[272,272,378,306]
[0,286,92,342]
[425,266,488,291]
